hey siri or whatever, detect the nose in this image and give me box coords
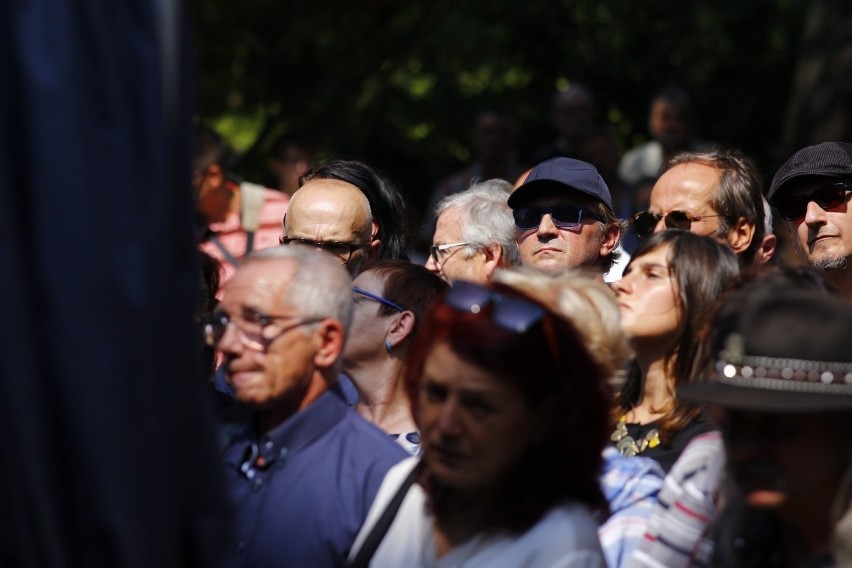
[611,271,632,295]
[217,321,244,355]
[803,199,828,225]
[652,215,667,234]
[536,213,559,237]
[424,253,439,273]
[436,399,463,437]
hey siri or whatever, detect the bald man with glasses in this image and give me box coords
[205,246,405,567]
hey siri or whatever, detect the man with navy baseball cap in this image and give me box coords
[509,157,622,278]
[768,142,852,301]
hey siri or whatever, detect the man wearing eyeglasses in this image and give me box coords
[208,247,406,566]
[768,141,852,301]
[508,157,623,279]
[633,148,766,265]
[425,179,520,283]
[281,175,380,276]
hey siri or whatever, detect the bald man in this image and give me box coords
[282,177,380,276]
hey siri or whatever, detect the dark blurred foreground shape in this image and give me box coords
[0,1,230,566]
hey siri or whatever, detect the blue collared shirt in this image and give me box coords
[221,388,407,567]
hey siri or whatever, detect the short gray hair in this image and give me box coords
[435,179,520,266]
[245,246,354,334]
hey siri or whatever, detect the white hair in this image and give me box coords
[435,179,520,266]
[245,246,354,333]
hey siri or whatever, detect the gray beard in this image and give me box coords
[812,254,850,271]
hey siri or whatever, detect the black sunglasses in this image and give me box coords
[631,210,723,238]
[775,181,852,221]
[513,204,604,231]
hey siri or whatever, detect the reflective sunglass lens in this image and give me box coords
[664,211,692,230]
[513,208,543,230]
[632,212,658,238]
[549,205,583,228]
[493,297,545,333]
[446,281,493,314]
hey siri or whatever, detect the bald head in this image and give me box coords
[284,178,377,275]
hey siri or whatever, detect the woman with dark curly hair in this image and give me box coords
[347,280,611,567]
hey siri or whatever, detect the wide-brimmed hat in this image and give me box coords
[508,157,613,211]
[767,141,852,204]
[678,290,852,412]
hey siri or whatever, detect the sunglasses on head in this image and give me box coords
[513,204,604,231]
[445,280,545,334]
[775,181,852,221]
[631,210,723,238]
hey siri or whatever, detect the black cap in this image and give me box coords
[508,157,613,211]
[768,142,852,204]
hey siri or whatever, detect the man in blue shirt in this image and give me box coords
[206,246,407,567]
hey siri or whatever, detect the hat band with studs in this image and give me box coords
[716,353,852,396]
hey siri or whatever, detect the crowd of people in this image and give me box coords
[193,91,852,567]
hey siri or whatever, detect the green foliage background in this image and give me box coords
[194,0,806,224]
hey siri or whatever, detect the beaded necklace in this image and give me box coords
[610,414,660,457]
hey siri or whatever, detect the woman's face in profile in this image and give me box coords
[612,243,681,349]
[416,340,540,495]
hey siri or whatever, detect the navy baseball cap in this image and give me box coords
[508,157,613,211]
[767,141,852,204]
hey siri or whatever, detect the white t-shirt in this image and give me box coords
[349,457,606,568]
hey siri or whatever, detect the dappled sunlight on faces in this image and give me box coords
[417,341,540,495]
[649,163,723,238]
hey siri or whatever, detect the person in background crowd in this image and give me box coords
[421,109,525,244]
[267,132,314,197]
[767,141,852,301]
[425,179,520,283]
[527,83,597,165]
[631,147,767,266]
[343,260,448,455]
[207,247,406,566]
[611,230,739,472]
[194,123,290,285]
[508,157,624,281]
[618,85,708,189]
[347,280,611,567]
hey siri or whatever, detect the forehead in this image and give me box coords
[650,163,720,213]
[434,207,465,243]
[423,340,516,396]
[286,178,369,240]
[352,269,385,295]
[222,260,295,312]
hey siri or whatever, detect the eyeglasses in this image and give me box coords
[353,286,406,312]
[202,310,326,351]
[775,181,852,221]
[279,236,367,264]
[445,280,546,333]
[631,210,723,238]
[512,204,604,231]
[429,242,472,266]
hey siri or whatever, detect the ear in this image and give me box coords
[482,243,505,280]
[756,233,777,264]
[599,223,620,257]
[386,310,416,350]
[726,217,756,255]
[205,164,225,191]
[365,235,381,261]
[312,319,345,371]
